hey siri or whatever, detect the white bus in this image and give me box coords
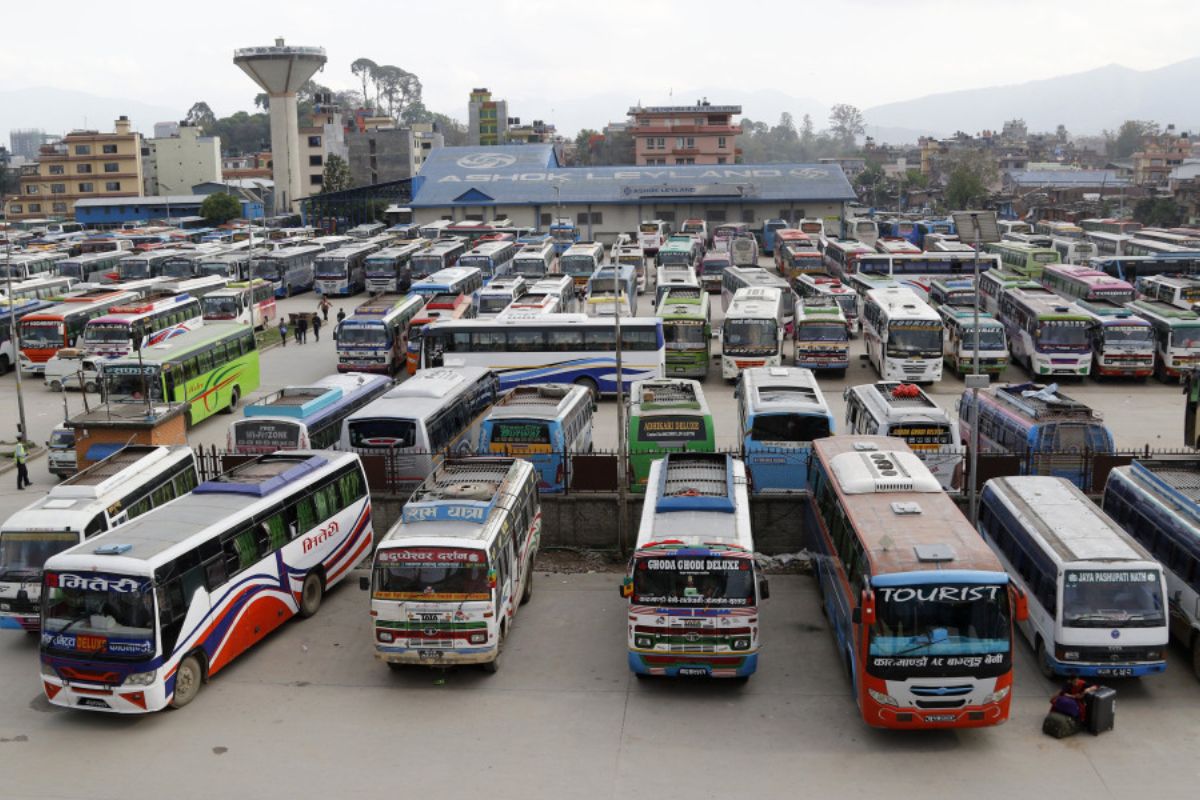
[845,217,879,248]
[314,242,379,296]
[418,219,454,240]
[510,240,556,281]
[364,241,429,295]
[638,220,672,255]
[458,240,518,281]
[721,287,786,380]
[720,266,796,322]
[81,292,204,358]
[843,381,963,491]
[861,287,943,383]
[559,241,606,294]
[365,458,539,672]
[585,264,637,317]
[335,294,426,376]
[38,451,372,712]
[200,278,277,329]
[250,244,323,297]
[0,446,198,632]
[1052,237,1096,265]
[475,276,527,319]
[410,239,466,280]
[347,222,387,240]
[981,476,1169,679]
[56,252,125,284]
[410,266,484,301]
[655,266,701,309]
[1085,231,1132,258]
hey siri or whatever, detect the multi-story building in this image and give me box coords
[507,118,557,145]
[142,124,221,196]
[9,129,58,161]
[628,101,741,166]
[3,117,142,221]
[299,96,349,195]
[1133,127,1192,189]
[346,122,444,187]
[468,88,508,146]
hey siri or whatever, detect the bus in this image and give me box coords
[1137,229,1200,249]
[876,238,922,256]
[56,252,124,283]
[712,223,749,253]
[410,239,467,280]
[984,241,1060,275]
[308,234,354,252]
[958,383,1114,488]
[721,287,786,380]
[1,275,77,304]
[347,222,387,240]
[196,252,252,282]
[585,264,637,317]
[1123,238,1200,258]
[1126,299,1200,380]
[798,218,826,238]
[418,219,454,240]
[39,450,371,712]
[479,384,593,494]
[862,287,943,383]
[774,231,823,281]
[680,218,709,246]
[845,218,880,248]
[549,218,580,256]
[878,218,918,246]
[1102,459,1200,678]
[114,249,196,281]
[657,286,711,379]
[997,220,1033,236]
[1040,264,1134,304]
[979,267,1040,317]
[1139,274,1200,311]
[314,242,377,296]
[421,315,665,398]
[656,239,698,272]
[761,219,789,255]
[1051,237,1096,265]
[655,267,701,310]
[81,292,204,358]
[1085,231,1133,258]
[475,276,527,319]
[1034,220,1085,240]
[250,244,322,297]
[511,240,556,281]
[794,272,859,333]
[806,435,1022,728]
[410,266,484,301]
[823,239,876,280]
[1002,232,1055,249]
[999,286,1093,378]
[844,382,963,491]
[559,241,605,293]
[365,457,539,672]
[793,302,849,373]
[616,244,650,293]
[735,366,833,492]
[229,373,392,453]
[405,293,476,375]
[855,252,1001,301]
[638,220,671,255]
[458,240,518,281]
[939,307,1009,376]
[0,251,62,282]
[697,252,731,294]
[100,323,260,426]
[928,277,976,308]
[201,278,277,330]
[1075,299,1155,379]
[980,476,1168,679]
[621,453,765,679]
[363,242,429,295]
[730,234,759,269]
[1080,219,1142,236]
[18,289,139,373]
[336,294,425,375]
[0,446,198,632]
[914,219,956,249]
[627,378,715,490]
[928,236,975,254]
[1089,255,1200,284]
[720,266,796,322]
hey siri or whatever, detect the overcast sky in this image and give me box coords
[3,0,1199,135]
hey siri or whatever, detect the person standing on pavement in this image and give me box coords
[279,318,288,347]
[319,297,331,323]
[336,307,346,325]
[312,314,322,342]
[14,434,31,490]
[297,314,309,344]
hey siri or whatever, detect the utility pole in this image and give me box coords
[614,261,627,555]
[1,189,29,445]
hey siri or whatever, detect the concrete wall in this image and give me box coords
[347,129,415,187]
[150,126,221,196]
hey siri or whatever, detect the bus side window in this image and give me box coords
[85,513,107,539]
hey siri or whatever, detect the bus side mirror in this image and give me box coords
[859,590,877,625]
[1011,585,1029,622]
[620,577,633,598]
[359,576,369,591]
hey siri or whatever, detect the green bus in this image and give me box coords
[983,240,1060,278]
[656,286,711,378]
[627,378,715,492]
[100,323,261,425]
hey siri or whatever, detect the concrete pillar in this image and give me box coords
[269,92,303,215]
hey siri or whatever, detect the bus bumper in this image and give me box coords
[375,644,498,668]
[865,699,1009,729]
[0,613,39,631]
[627,650,758,679]
[41,671,168,714]
[795,356,849,371]
[1096,365,1154,378]
[1044,655,1166,678]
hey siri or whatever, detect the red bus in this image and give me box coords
[405,292,475,374]
[18,289,138,373]
[774,229,823,280]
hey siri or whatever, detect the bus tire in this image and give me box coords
[224,387,241,414]
[573,377,598,403]
[0,355,8,374]
[299,571,324,618]
[520,570,534,605]
[481,624,505,673]
[170,653,205,709]
[1035,637,1056,680]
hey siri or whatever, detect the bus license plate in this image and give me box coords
[1097,668,1133,677]
[417,649,445,660]
[77,697,111,709]
[678,667,708,677]
[924,714,956,722]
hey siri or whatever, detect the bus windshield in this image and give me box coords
[315,260,346,279]
[797,323,848,343]
[105,367,164,402]
[664,320,706,348]
[119,263,151,280]
[961,327,1006,350]
[1062,570,1164,628]
[631,555,755,608]
[202,295,240,320]
[349,419,416,448]
[1102,325,1153,347]
[869,583,1011,660]
[41,571,156,660]
[251,261,279,281]
[1038,321,1090,349]
[886,323,942,357]
[560,256,594,276]
[750,412,831,442]
[724,319,778,355]
[337,324,389,348]
[21,321,64,349]
[512,259,546,278]
[478,296,513,315]
[0,532,78,573]
[161,262,194,279]
[1171,326,1200,349]
[374,547,490,601]
[84,323,131,344]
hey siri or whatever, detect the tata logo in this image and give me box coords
[456,153,516,169]
[1111,630,1121,639]
[684,632,700,643]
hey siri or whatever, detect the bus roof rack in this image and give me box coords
[194,453,327,497]
[1131,458,1200,506]
[655,453,735,514]
[994,382,1098,420]
[636,379,700,409]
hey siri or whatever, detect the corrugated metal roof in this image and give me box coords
[75,195,210,208]
[1006,169,1130,187]
[410,145,855,207]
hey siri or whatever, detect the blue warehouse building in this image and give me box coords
[74,195,264,227]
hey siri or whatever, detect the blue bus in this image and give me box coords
[478,384,594,493]
[761,219,789,255]
[958,383,1114,489]
[227,372,393,453]
[1088,255,1200,284]
[549,219,580,256]
[914,219,956,249]
[734,366,834,492]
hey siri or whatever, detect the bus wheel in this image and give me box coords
[0,355,8,374]
[520,570,534,605]
[170,654,204,709]
[573,377,598,403]
[481,625,504,673]
[224,388,241,414]
[1035,638,1056,680]
[299,572,324,618]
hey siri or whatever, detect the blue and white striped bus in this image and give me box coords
[479,384,594,493]
[734,366,834,492]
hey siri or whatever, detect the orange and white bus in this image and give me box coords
[774,229,823,280]
[806,435,1026,729]
[80,292,204,358]
[201,278,278,329]
[18,289,139,374]
[405,292,475,374]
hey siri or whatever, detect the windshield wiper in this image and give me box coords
[893,627,952,656]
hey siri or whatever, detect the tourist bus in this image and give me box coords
[928,277,976,308]
[721,287,786,380]
[712,223,750,252]
[1080,219,1142,236]
[984,241,1060,276]
[1102,458,1200,678]
[418,219,454,240]
[656,239,698,272]
[1075,299,1155,379]
[196,252,252,282]
[794,272,859,333]
[100,323,260,426]
[404,292,476,375]
[0,446,198,632]
[1126,299,1200,380]
[81,292,203,358]
[1035,220,1085,240]
[1085,231,1133,258]
[364,242,428,295]
[200,278,277,329]
[958,383,1114,488]
[335,294,425,376]
[410,266,484,302]
[720,266,796,321]
[638,220,671,255]
[1040,263,1135,304]
[797,218,826,239]
[1123,238,1200,258]
[474,276,527,319]
[18,289,140,373]
[775,231,823,281]
[1089,255,1200,284]
[939,307,1009,376]
[1051,237,1096,265]
[229,372,392,453]
[793,302,849,373]
[159,274,228,301]
[845,217,880,248]
[585,264,637,317]
[511,240,556,281]
[420,315,665,397]
[409,239,466,280]
[458,240,518,281]
[980,476,1168,679]
[343,367,501,489]
[999,286,1093,377]
[1139,274,1200,311]
[39,450,371,712]
[559,241,605,293]
[621,453,765,679]
[876,238,922,256]
[655,267,701,310]
[627,378,715,491]
[806,435,1023,729]
[862,287,943,383]
[1137,228,1200,249]
[479,384,593,493]
[114,249,196,281]
[366,457,539,672]
[0,251,62,282]
[855,252,1001,301]
[844,382,963,491]
[823,239,876,280]
[314,242,377,296]
[698,251,732,294]
[735,366,833,492]
[250,244,322,297]
[979,267,1040,317]
[657,286,711,379]
[56,252,124,283]
[1,275,77,304]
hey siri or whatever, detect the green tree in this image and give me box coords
[945,167,988,210]
[904,168,929,190]
[184,101,217,134]
[320,154,352,193]
[350,58,378,111]
[1105,120,1160,159]
[828,104,865,149]
[1133,197,1183,227]
[200,192,241,224]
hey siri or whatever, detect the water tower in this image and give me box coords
[234,38,327,215]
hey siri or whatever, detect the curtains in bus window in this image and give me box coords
[151,482,174,507]
[172,468,198,497]
[262,513,288,552]
[296,496,317,533]
[336,470,364,507]
[313,484,338,521]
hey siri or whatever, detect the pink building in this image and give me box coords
[628,101,741,166]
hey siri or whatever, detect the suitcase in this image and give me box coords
[1085,686,1116,734]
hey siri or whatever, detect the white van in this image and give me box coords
[43,348,101,393]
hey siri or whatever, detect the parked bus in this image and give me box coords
[712,223,749,253]
[1090,255,1200,284]
[856,252,1001,301]
[1139,274,1200,310]
[364,242,428,294]
[798,218,826,238]
[655,267,701,310]
[479,384,593,493]
[759,218,788,255]
[1075,299,1155,379]
[229,372,392,453]
[475,276,527,319]
[1137,228,1200,249]
[806,435,1023,728]
[1123,238,1200,258]
[655,238,697,273]
[559,241,605,294]
[201,278,276,329]
[0,251,61,282]
[979,267,1040,317]
[81,292,203,357]
[997,220,1033,236]
[511,240,556,281]
[793,272,859,333]
[18,289,139,373]
[0,298,52,374]
[549,218,580,256]
[196,252,252,282]
[823,239,876,280]
[418,219,454,240]
[347,222,387,240]
[1080,219,1142,236]
[56,252,124,283]
[1126,299,1200,380]
[720,266,796,321]
[844,382,963,491]
[307,235,354,252]
[250,244,322,297]
[775,231,823,281]
[939,307,1009,376]
[928,277,976,308]
[410,266,484,301]
[914,219,956,249]
[697,251,732,295]
[730,234,759,269]
[115,249,197,281]
[405,292,476,375]
[845,217,880,248]
[721,287,786,380]
[627,379,715,490]
[313,242,377,296]
[876,238,922,256]
[458,240,518,281]
[878,218,917,246]
[409,239,466,280]
[735,366,833,492]
[336,294,425,376]
[793,302,849,373]
[1,275,77,304]
[585,264,637,317]
[0,446,198,632]
[1085,231,1133,258]
[638,220,671,255]
[1040,263,1134,304]
[680,218,709,246]
[958,383,1115,488]
[657,286,711,379]
[1051,237,1096,265]
[621,453,765,679]
[984,241,1060,276]
[100,323,260,426]
[365,457,538,672]
[980,476,1168,678]
[1035,220,1085,240]
[614,244,649,293]
[999,286,1093,378]
[862,287,943,383]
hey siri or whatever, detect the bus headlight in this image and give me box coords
[985,686,1011,704]
[867,688,899,707]
[377,630,394,643]
[1144,649,1162,661]
[123,670,156,686]
[635,636,654,649]
[1055,646,1079,661]
[731,638,751,651]
[469,632,487,644]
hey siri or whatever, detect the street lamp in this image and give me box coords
[0,189,29,446]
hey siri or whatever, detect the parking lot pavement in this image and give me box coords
[3,572,1200,800]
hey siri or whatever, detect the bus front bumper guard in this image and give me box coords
[375,644,497,667]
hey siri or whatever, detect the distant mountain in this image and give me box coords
[864,58,1200,142]
[0,87,180,145]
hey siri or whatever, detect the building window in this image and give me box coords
[77,164,93,174]
[676,137,685,149]
[27,185,38,194]
[78,182,94,193]
[656,137,665,149]
[105,181,121,191]
[576,212,589,226]
[706,210,726,223]
[48,165,65,175]
[102,144,117,154]
[9,205,21,213]
[75,145,91,155]
[422,142,432,150]
[655,211,676,223]
[741,209,755,224]
[308,135,322,148]
[696,118,705,126]
[638,118,649,126]
[718,137,727,149]
[53,203,67,213]
[590,212,603,224]
[717,157,727,164]
[686,137,695,148]
[51,184,66,194]
[310,175,323,185]
[309,155,323,167]
[644,138,655,150]
[540,213,552,226]
[104,163,119,173]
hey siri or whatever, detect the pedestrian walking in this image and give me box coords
[336,307,346,325]
[14,435,31,490]
[319,297,331,322]
[312,314,322,342]
[297,315,309,344]
[279,318,288,347]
